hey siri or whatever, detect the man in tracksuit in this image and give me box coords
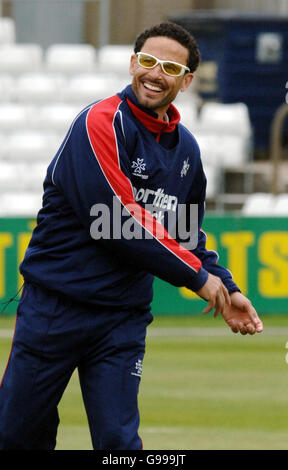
[0,22,263,450]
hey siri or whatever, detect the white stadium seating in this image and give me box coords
[202,164,220,199]
[35,103,80,132]
[198,101,252,139]
[0,103,35,130]
[0,44,43,74]
[0,18,255,216]
[0,160,20,190]
[193,102,253,198]
[273,194,288,215]
[0,191,42,216]
[195,132,250,169]
[45,44,97,74]
[0,160,47,192]
[14,73,67,103]
[61,73,120,105]
[0,17,16,44]
[241,193,276,215]
[97,44,133,73]
[0,74,16,102]
[175,100,199,133]
[4,130,61,161]
[242,193,288,216]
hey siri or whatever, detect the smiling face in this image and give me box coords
[129,36,194,120]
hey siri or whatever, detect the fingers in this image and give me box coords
[213,289,225,318]
[227,293,264,335]
[249,308,263,333]
[202,287,226,316]
[200,275,229,316]
[245,302,263,333]
[223,286,231,308]
[200,285,264,336]
[229,320,259,335]
[202,299,214,314]
[213,285,230,318]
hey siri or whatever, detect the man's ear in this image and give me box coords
[129,54,137,76]
[180,73,194,92]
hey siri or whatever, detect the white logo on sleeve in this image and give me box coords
[181,157,190,178]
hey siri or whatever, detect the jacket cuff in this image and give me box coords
[188,267,209,292]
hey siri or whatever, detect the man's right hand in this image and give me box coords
[196,273,231,317]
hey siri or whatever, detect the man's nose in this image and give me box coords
[148,63,164,78]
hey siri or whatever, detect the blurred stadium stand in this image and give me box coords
[45,44,97,74]
[97,44,134,73]
[0,191,42,216]
[0,10,287,217]
[0,16,15,44]
[0,43,43,74]
[14,73,67,103]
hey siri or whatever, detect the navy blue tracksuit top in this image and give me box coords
[20,85,240,310]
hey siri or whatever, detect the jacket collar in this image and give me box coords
[121,85,180,135]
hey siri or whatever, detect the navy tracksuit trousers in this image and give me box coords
[0,282,153,450]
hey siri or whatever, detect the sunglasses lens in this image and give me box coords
[163,62,183,76]
[138,53,157,68]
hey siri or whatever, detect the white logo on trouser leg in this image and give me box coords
[131,359,143,378]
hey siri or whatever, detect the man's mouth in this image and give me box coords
[143,82,163,92]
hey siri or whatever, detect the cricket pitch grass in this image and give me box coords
[1,313,288,450]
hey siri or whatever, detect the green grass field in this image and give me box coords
[1,313,288,450]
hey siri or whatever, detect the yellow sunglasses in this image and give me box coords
[136,52,190,77]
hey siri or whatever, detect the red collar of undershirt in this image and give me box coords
[126,98,180,137]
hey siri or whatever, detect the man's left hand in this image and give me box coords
[215,291,263,335]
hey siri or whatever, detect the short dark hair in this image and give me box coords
[134,22,201,73]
